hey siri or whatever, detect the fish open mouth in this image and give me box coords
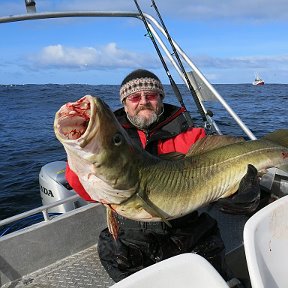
[57,96,92,140]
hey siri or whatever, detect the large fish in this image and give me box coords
[54,95,288,222]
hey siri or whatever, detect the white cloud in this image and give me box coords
[27,42,160,70]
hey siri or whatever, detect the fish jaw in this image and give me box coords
[54,95,140,204]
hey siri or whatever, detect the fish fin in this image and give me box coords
[217,164,261,215]
[186,135,245,157]
[159,152,185,160]
[136,191,172,228]
[262,129,288,148]
[106,206,119,240]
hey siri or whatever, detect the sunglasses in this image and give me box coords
[126,93,159,103]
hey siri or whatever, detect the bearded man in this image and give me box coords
[66,69,229,282]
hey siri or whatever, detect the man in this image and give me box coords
[66,69,229,282]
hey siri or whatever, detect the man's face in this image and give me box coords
[123,90,163,129]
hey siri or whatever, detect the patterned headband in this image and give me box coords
[120,77,165,102]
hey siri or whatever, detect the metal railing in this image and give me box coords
[0,194,93,227]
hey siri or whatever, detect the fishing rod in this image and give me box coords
[133,0,193,127]
[150,0,208,123]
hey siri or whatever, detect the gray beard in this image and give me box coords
[128,111,158,129]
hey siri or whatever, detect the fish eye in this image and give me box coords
[113,133,123,146]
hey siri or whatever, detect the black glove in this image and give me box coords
[217,164,261,215]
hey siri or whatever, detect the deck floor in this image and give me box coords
[2,245,115,288]
[2,207,250,288]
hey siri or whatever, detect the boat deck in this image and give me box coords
[0,203,116,288]
[2,245,115,288]
[0,204,252,288]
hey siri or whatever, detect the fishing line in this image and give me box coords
[133,0,193,127]
[150,0,207,123]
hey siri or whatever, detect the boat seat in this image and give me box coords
[243,195,288,288]
[110,253,229,288]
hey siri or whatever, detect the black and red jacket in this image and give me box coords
[66,103,206,202]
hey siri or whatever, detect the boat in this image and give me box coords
[252,73,264,86]
[1,1,288,288]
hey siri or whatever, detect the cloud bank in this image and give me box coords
[27,43,160,70]
[26,42,288,74]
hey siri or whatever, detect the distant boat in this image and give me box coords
[252,73,264,86]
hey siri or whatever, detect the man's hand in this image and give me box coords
[217,164,261,215]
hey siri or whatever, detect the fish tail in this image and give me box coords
[262,129,288,172]
[262,129,288,148]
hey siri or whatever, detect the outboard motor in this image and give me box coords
[39,161,87,213]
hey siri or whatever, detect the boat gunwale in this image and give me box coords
[0,194,85,228]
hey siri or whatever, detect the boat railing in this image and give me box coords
[0,9,256,140]
[0,194,85,228]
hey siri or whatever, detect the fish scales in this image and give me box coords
[114,138,286,219]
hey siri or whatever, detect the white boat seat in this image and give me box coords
[110,253,229,288]
[244,195,288,288]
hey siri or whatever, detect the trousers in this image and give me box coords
[98,211,228,282]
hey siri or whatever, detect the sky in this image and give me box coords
[0,0,288,85]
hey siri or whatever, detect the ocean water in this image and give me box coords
[0,83,287,220]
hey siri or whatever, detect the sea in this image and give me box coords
[0,83,287,220]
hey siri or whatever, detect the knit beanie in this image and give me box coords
[120,69,165,102]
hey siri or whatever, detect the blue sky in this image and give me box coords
[0,0,288,84]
